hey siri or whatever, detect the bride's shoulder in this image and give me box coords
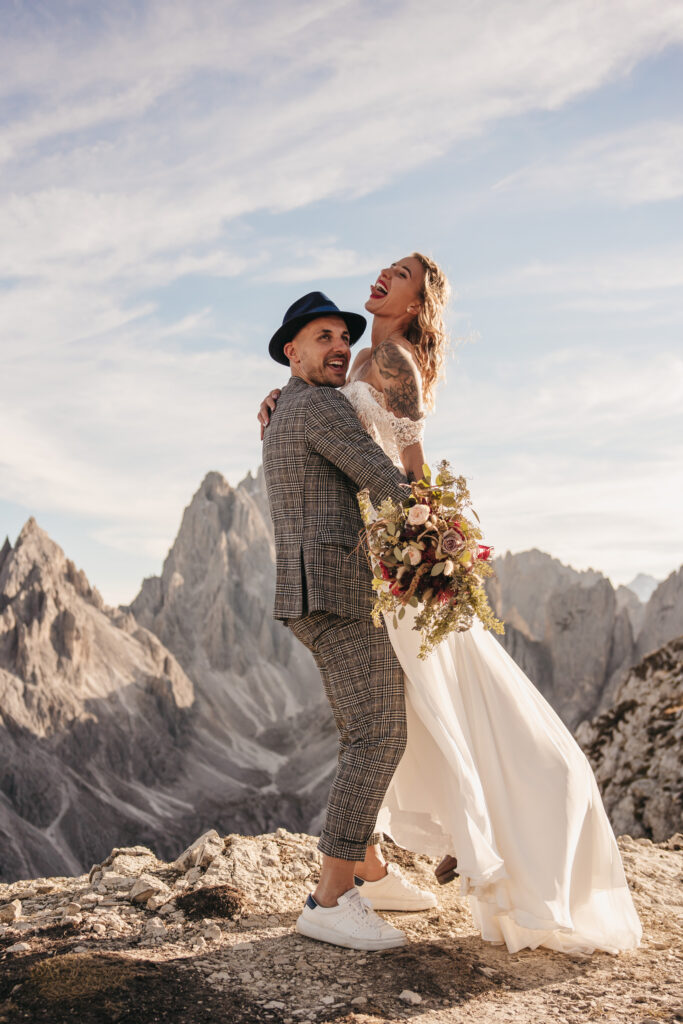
[372,335,423,419]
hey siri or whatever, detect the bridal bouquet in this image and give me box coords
[357,461,504,659]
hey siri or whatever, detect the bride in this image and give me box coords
[258,253,642,955]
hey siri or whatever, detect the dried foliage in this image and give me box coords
[358,461,504,658]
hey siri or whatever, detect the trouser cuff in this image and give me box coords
[317,830,382,861]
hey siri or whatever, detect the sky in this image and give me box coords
[1,0,682,606]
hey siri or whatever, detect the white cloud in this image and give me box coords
[468,246,683,324]
[1,0,682,600]
[427,347,683,584]
[494,120,683,205]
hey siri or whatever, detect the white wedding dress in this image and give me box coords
[341,379,643,955]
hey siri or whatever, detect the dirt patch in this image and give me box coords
[0,950,282,1024]
[175,883,252,920]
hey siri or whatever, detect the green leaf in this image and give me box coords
[398,606,406,620]
[393,546,403,561]
[422,463,431,481]
[431,562,445,576]
[472,508,480,523]
[409,596,419,607]
[392,614,399,629]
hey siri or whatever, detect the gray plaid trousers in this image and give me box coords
[288,610,407,860]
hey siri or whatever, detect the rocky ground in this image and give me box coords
[1,828,682,1024]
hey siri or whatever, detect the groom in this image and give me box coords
[262,292,437,951]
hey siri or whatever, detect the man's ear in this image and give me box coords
[283,340,298,364]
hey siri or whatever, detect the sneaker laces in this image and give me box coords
[344,889,386,933]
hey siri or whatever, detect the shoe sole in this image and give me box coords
[295,916,406,951]
[365,899,437,912]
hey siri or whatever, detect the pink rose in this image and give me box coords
[407,503,430,526]
[407,547,422,566]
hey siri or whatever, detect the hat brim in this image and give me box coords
[268,310,366,366]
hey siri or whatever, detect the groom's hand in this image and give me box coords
[258,388,282,440]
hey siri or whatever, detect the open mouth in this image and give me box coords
[326,358,347,372]
[369,277,389,299]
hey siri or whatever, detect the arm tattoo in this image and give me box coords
[372,341,422,420]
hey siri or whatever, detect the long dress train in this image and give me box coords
[341,379,642,955]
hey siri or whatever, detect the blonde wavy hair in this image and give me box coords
[404,251,451,411]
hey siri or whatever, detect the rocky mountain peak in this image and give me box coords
[627,572,660,603]
[575,634,683,841]
[130,469,316,731]
[0,518,104,612]
[635,565,683,660]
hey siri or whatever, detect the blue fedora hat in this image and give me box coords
[268,291,366,366]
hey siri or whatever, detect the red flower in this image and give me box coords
[379,562,391,580]
[477,544,492,560]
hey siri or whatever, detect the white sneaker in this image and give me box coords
[354,863,438,911]
[295,889,407,951]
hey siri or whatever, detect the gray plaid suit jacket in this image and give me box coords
[262,376,407,621]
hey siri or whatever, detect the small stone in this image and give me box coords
[208,971,231,983]
[264,1002,286,1010]
[63,914,83,926]
[101,872,133,890]
[6,942,31,953]
[63,902,81,916]
[321,996,334,1005]
[173,829,224,871]
[143,916,167,938]
[192,936,207,950]
[232,941,251,950]
[146,892,171,912]
[203,923,222,941]
[399,990,422,1005]
[129,874,170,904]
[0,900,22,923]
[73,945,90,953]
[478,966,496,978]
[158,903,176,916]
[266,914,281,926]
[351,996,368,1006]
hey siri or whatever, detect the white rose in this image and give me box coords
[407,504,430,526]
[407,547,422,566]
[443,559,455,576]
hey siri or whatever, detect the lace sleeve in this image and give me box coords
[387,410,425,453]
